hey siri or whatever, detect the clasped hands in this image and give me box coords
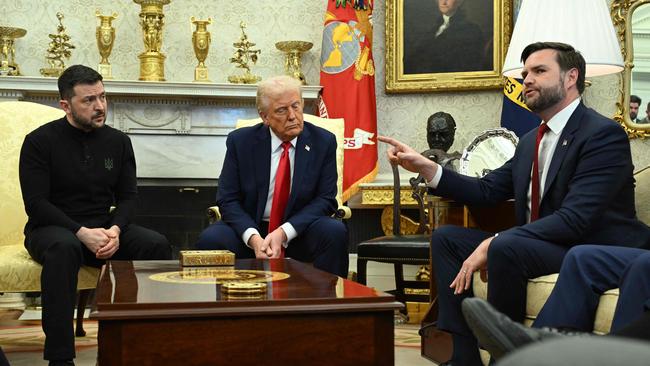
[76,225,121,259]
[249,228,287,259]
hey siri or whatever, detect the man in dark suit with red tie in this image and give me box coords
[196,75,348,277]
[379,42,650,365]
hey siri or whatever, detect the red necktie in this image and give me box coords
[530,123,550,222]
[269,141,291,257]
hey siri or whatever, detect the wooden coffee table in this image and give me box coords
[91,259,402,366]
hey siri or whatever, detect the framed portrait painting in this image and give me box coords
[385,0,513,93]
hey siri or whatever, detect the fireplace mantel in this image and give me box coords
[0,76,321,100]
[0,76,322,180]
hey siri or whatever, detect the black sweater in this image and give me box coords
[19,117,137,234]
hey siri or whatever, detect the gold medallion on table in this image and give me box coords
[221,282,267,298]
[149,268,290,284]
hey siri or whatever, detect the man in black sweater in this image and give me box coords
[19,65,171,366]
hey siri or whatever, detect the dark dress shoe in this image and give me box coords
[461,298,591,360]
[48,360,75,366]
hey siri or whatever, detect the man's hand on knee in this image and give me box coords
[76,227,110,254]
[451,236,494,295]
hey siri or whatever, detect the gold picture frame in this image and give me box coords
[385,0,513,93]
[611,0,650,139]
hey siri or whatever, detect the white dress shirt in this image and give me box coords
[525,97,580,222]
[426,97,581,223]
[242,130,298,247]
[435,15,451,37]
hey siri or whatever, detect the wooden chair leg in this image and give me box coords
[394,263,406,305]
[357,258,368,285]
[75,289,92,337]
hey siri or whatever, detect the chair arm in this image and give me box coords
[207,206,221,224]
[207,205,350,225]
[335,205,352,219]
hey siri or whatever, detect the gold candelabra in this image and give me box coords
[191,17,212,82]
[134,0,170,81]
[0,26,26,76]
[275,41,313,85]
[40,12,75,78]
[96,10,118,79]
[228,22,261,84]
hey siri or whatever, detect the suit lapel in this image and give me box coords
[254,125,271,223]
[515,132,536,217]
[542,103,584,197]
[286,125,311,218]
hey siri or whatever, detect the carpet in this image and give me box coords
[395,324,422,348]
[0,320,97,354]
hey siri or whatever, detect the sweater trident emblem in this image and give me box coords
[104,158,113,171]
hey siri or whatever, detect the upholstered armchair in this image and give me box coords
[207,113,351,223]
[471,165,650,363]
[0,101,100,335]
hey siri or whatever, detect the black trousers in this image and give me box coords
[0,346,8,366]
[25,224,171,361]
[613,310,650,340]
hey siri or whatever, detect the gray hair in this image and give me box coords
[256,75,303,113]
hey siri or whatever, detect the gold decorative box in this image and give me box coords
[179,250,235,267]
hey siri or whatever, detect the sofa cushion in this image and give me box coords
[0,244,99,293]
[472,272,619,332]
[594,289,619,334]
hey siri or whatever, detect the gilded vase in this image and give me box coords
[191,17,212,82]
[95,11,118,78]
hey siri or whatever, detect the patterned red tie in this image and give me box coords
[269,141,291,257]
[531,123,550,222]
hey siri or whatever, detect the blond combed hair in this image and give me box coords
[256,75,303,113]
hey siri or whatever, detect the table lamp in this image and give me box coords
[502,0,623,78]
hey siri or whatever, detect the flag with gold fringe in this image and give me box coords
[500,77,540,137]
[319,0,377,202]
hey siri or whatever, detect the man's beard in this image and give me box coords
[71,108,105,131]
[524,76,566,113]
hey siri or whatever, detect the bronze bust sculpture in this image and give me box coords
[420,112,462,170]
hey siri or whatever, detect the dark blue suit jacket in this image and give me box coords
[434,103,650,248]
[216,121,338,238]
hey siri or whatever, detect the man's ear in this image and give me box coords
[59,99,71,114]
[565,68,579,89]
[259,111,269,125]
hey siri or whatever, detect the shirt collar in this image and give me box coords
[442,14,451,25]
[543,97,581,135]
[270,128,297,152]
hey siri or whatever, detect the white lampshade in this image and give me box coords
[503,0,624,78]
